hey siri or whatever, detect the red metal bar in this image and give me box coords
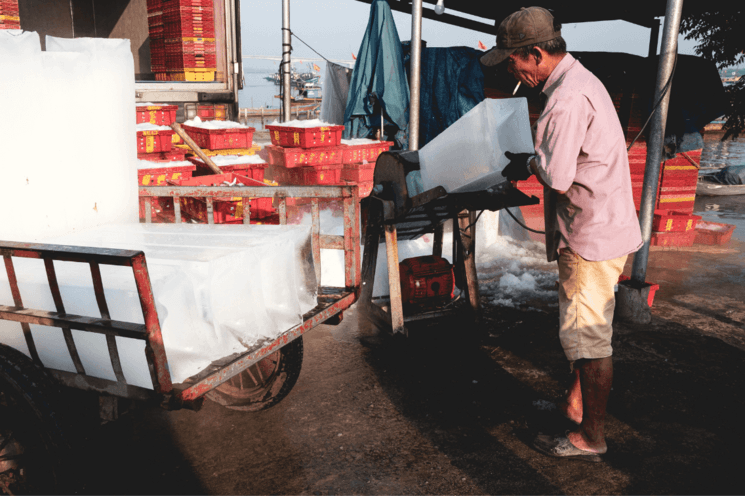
[43,259,86,375]
[2,255,41,364]
[177,292,357,402]
[130,254,173,394]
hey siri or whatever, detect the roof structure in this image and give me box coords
[355,0,672,34]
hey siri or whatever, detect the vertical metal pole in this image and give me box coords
[408,0,423,151]
[281,0,292,123]
[631,0,684,284]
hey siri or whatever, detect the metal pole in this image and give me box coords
[631,0,684,284]
[281,0,292,123]
[408,0,423,151]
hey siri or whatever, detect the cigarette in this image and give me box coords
[512,81,521,95]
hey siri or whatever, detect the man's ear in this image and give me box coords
[531,47,543,64]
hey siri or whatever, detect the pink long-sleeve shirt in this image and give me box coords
[534,53,642,262]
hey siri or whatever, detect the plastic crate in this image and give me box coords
[168,69,215,81]
[265,144,344,168]
[200,145,261,157]
[288,164,343,185]
[138,148,187,162]
[341,162,375,183]
[182,124,255,150]
[172,173,275,222]
[138,163,196,186]
[137,129,175,154]
[399,256,454,305]
[693,221,736,245]
[617,275,659,307]
[656,196,695,214]
[187,156,267,181]
[196,104,228,121]
[266,124,345,148]
[649,230,696,247]
[341,141,393,164]
[356,181,374,198]
[136,104,177,126]
[645,210,702,232]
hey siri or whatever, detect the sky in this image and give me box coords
[239,0,707,72]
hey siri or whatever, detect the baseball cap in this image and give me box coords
[481,6,561,66]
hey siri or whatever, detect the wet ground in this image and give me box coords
[64,230,745,495]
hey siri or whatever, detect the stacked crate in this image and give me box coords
[146,0,166,80]
[163,0,216,82]
[0,1,20,30]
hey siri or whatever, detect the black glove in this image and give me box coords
[501,151,535,182]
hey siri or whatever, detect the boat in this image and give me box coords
[697,176,745,196]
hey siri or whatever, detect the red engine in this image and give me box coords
[399,256,455,305]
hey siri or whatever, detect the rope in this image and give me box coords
[290,30,332,64]
[504,207,546,234]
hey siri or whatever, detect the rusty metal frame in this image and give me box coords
[138,183,360,405]
[0,184,360,410]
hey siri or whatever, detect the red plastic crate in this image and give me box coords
[137,162,195,221]
[643,210,702,232]
[187,156,267,182]
[266,124,345,148]
[138,148,187,162]
[649,230,696,247]
[288,164,343,185]
[172,173,274,222]
[341,141,393,164]
[137,129,175,154]
[693,221,736,245]
[197,104,228,121]
[618,275,659,307]
[355,181,374,198]
[265,144,344,168]
[656,197,695,214]
[399,256,454,305]
[182,124,255,150]
[341,162,375,183]
[136,104,177,126]
[162,0,212,7]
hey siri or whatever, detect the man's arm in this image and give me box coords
[529,158,566,195]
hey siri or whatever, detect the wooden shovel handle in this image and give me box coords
[170,122,223,175]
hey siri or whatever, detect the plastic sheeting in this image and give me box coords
[343,0,409,145]
[320,62,353,125]
[713,165,745,185]
[418,98,534,193]
[0,224,318,386]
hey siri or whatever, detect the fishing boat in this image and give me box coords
[697,177,745,196]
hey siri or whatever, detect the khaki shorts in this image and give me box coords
[558,248,627,361]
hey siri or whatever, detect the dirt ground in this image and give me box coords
[65,238,745,495]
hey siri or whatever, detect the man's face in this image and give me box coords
[507,52,541,87]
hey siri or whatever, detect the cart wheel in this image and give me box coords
[0,345,70,494]
[207,337,304,412]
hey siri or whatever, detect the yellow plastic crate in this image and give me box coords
[169,69,216,82]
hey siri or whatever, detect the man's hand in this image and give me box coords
[502,151,535,182]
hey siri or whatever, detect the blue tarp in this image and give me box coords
[713,165,745,185]
[343,0,409,147]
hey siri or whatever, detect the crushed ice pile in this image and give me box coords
[137,160,193,169]
[268,118,335,128]
[183,116,250,129]
[202,154,267,166]
[136,122,172,132]
[340,138,384,146]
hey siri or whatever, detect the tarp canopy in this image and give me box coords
[343,0,410,146]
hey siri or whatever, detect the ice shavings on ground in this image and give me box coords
[183,116,250,129]
[137,160,193,169]
[136,123,171,131]
[267,118,335,128]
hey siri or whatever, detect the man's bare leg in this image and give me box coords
[559,366,582,424]
[567,357,613,453]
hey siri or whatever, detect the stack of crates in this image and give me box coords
[0,0,20,30]
[339,139,393,198]
[146,0,166,80]
[163,0,216,82]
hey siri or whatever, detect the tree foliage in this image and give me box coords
[681,6,745,139]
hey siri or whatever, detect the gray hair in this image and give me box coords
[513,36,567,59]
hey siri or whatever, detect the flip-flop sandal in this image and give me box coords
[533,433,605,463]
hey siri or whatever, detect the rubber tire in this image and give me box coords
[0,345,70,494]
[206,337,304,412]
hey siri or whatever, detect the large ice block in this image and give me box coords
[419,98,534,193]
[0,224,317,386]
[1,33,137,243]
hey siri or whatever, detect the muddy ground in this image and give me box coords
[65,239,745,495]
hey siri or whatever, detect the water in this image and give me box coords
[238,72,283,110]
[695,133,745,242]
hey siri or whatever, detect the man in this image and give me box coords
[481,7,642,461]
